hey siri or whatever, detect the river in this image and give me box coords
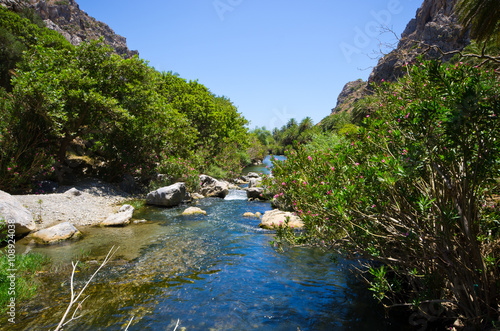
[5,155,410,330]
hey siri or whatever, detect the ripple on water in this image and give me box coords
[8,196,408,330]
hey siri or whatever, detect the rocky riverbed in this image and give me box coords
[13,178,132,229]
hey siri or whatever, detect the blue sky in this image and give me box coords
[76,0,422,130]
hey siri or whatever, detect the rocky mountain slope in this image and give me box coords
[0,0,138,58]
[330,0,469,116]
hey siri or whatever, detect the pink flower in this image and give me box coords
[331,167,335,171]
[366,115,370,118]
[282,182,286,186]
[382,159,386,163]
[308,156,312,161]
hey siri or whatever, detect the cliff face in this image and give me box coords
[0,0,138,58]
[368,0,469,84]
[331,0,469,115]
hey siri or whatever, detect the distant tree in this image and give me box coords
[298,117,313,133]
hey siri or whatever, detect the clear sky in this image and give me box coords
[76,0,422,130]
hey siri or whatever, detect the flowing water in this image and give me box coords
[5,156,410,330]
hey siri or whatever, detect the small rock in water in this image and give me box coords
[259,209,304,230]
[182,207,207,216]
[243,212,261,219]
[101,204,135,227]
[32,222,81,244]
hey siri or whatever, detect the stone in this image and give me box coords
[248,178,262,188]
[259,209,304,230]
[199,175,229,198]
[146,183,186,207]
[246,187,264,200]
[0,190,36,236]
[65,187,82,196]
[246,172,261,178]
[243,212,261,219]
[32,222,81,244]
[191,193,205,200]
[101,204,134,227]
[182,207,207,216]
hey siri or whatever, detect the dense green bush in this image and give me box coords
[266,60,500,327]
[0,7,254,192]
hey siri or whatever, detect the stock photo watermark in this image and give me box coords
[213,0,244,21]
[267,106,296,130]
[339,0,404,63]
[4,217,17,324]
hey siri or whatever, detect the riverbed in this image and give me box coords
[5,156,410,330]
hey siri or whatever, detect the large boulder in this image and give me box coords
[101,204,134,227]
[0,190,36,236]
[259,209,304,230]
[31,222,81,244]
[199,175,229,198]
[146,183,186,207]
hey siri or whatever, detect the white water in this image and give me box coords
[224,189,248,200]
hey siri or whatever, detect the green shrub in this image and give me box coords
[0,251,50,313]
[266,60,500,327]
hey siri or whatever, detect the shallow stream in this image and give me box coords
[5,156,409,330]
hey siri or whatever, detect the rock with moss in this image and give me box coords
[31,221,81,244]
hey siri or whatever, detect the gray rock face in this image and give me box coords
[32,221,81,244]
[101,204,134,227]
[199,175,229,198]
[259,209,304,230]
[0,0,138,58]
[0,190,36,236]
[146,183,186,207]
[327,0,470,118]
[368,0,469,84]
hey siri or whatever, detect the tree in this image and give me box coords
[456,0,500,44]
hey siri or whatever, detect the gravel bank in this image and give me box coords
[14,178,134,229]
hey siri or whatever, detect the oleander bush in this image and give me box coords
[265,60,500,327]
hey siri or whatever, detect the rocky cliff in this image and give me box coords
[330,0,469,115]
[0,0,138,58]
